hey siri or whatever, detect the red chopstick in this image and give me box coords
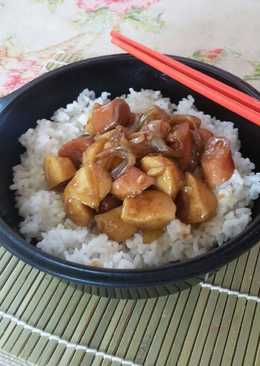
[111,31,260,127]
[112,31,260,113]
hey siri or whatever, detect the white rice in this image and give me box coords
[10,89,260,269]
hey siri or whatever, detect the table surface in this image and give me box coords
[0,1,260,365]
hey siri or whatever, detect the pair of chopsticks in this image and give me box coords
[111,31,260,127]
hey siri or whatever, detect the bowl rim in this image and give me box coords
[0,53,260,288]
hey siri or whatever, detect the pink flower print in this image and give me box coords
[3,71,24,91]
[206,48,224,60]
[192,48,224,64]
[2,58,42,94]
[20,59,37,69]
[19,59,42,74]
[75,0,159,14]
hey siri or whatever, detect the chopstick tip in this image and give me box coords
[111,29,120,38]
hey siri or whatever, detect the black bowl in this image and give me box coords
[0,54,260,299]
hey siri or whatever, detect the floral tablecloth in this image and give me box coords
[0,0,259,98]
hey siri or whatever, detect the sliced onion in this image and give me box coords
[128,113,146,133]
[111,160,129,179]
[141,119,171,138]
[97,145,136,179]
[129,132,146,144]
[128,130,181,159]
[150,136,181,158]
[111,149,136,179]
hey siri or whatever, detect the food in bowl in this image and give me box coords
[11,89,260,269]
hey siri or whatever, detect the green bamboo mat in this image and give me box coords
[0,56,259,365]
[0,243,259,366]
